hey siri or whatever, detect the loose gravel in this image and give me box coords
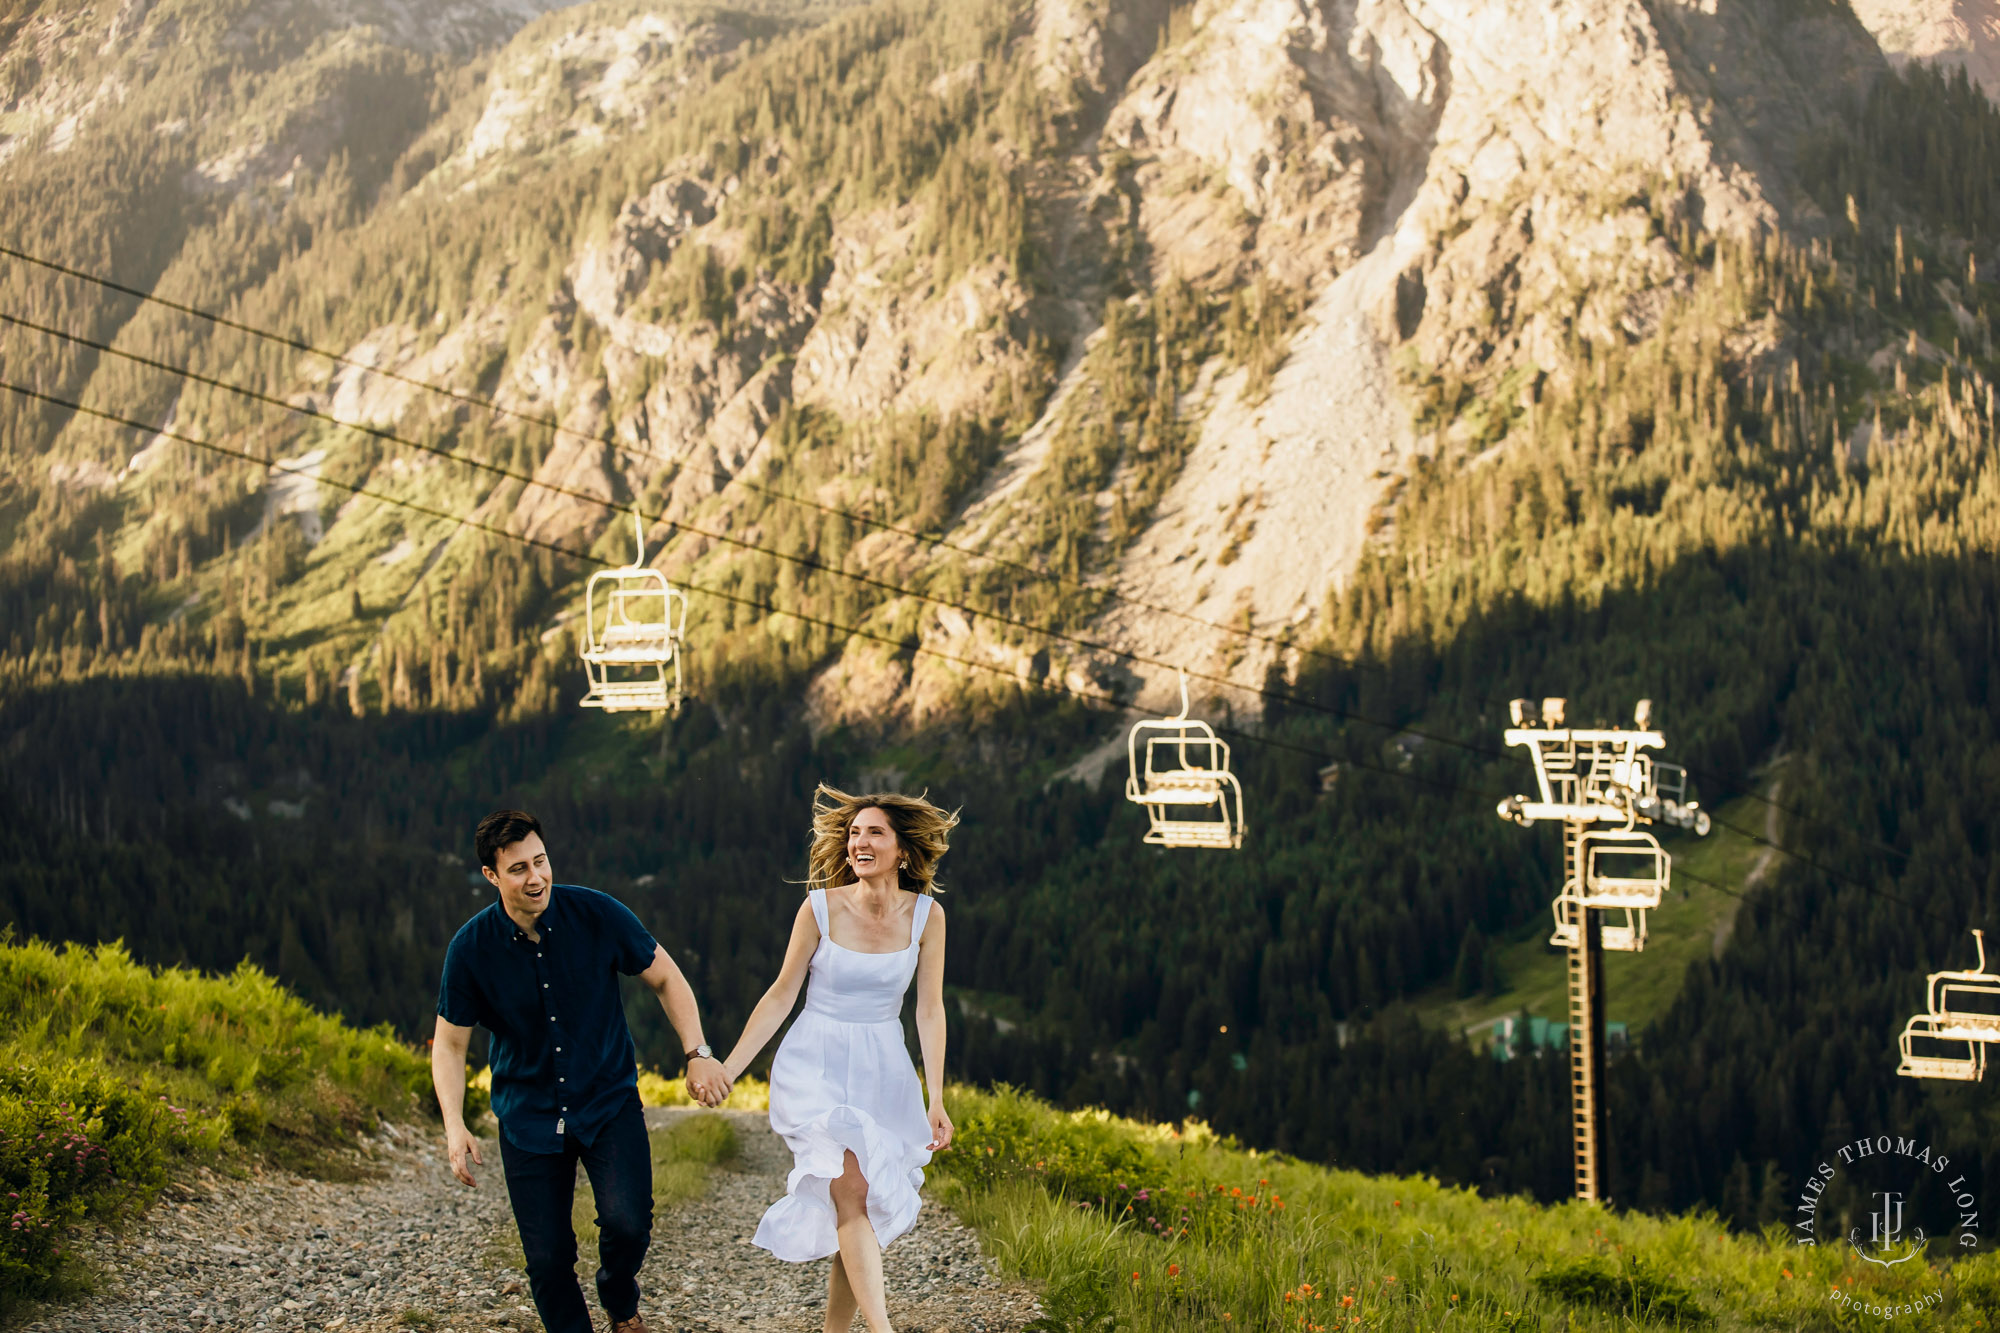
[15,1110,1038,1333]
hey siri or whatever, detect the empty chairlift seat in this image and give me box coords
[578,514,688,714]
[1896,930,2000,1081]
[1578,830,1670,911]
[1898,1014,1986,1082]
[1125,672,1245,850]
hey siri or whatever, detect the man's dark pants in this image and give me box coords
[497,1096,652,1332]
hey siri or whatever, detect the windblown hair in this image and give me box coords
[806,785,959,895]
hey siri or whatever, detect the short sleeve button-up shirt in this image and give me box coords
[437,884,658,1154]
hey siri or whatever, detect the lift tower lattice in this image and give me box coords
[1496,698,1709,1203]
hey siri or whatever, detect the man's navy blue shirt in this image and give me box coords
[438,885,657,1154]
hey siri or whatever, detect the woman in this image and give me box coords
[720,785,957,1333]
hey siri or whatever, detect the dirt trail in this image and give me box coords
[18,1110,1034,1333]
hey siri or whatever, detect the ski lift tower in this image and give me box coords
[1496,698,1709,1203]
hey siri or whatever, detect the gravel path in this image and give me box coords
[14,1110,1037,1333]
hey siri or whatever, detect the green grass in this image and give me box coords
[934,1085,2000,1330]
[0,935,474,1314]
[1403,792,1774,1042]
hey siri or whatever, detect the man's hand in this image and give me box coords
[446,1122,484,1187]
[926,1100,954,1152]
[686,1056,731,1108]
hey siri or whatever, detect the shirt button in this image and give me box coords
[559,1077,565,1082]
[542,983,548,989]
[555,1047,562,1053]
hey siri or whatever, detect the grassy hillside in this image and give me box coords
[938,1085,2000,1331]
[1404,788,1778,1042]
[0,936,464,1313]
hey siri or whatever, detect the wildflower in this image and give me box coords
[1342,1296,1354,1308]
[1168,1264,1180,1277]
[1222,1315,1231,1323]
[1232,1187,1243,1197]
[1781,1268,1793,1279]
[1450,1294,1460,1304]
[1391,1199,1401,1207]
[1132,1271,1140,1283]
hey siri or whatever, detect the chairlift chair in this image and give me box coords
[578,512,688,714]
[1924,929,2000,1043]
[1548,892,1648,952]
[1898,1013,1987,1082]
[1125,671,1245,850]
[1578,829,1670,911]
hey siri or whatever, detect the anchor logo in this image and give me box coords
[1850,1191,1927,1267]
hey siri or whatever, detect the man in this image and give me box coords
[432,810,732,1333]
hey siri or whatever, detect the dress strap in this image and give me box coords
[910,894,933,947]
[808,888,829,936]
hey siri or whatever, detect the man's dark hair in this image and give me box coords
[476,810,545,869]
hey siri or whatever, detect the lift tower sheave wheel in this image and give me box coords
[1497,697,1709,1204]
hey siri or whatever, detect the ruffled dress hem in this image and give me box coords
[751,1103,928,1262]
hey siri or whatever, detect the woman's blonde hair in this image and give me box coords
[807,784,959,895]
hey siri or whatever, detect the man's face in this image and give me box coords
[484,832,553,920]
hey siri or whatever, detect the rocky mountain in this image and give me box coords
[0,0,1924,733]
[1852,0,2000,97]
[11,0,2000,1223]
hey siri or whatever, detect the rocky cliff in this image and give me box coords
[0,0,1932,732]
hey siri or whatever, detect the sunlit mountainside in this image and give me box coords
[5,0,2000,1257]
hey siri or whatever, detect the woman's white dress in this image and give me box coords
[752,888,935,1262]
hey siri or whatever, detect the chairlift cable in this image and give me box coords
[2,308,1505,759]
[1,248,1919,865]
[1,250,1919,868]
[15,359,1973,947]
[0,376,1483,802]
[0,244,1408,678]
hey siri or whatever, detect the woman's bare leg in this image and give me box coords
[825,1252,858,1332]
[827,1149,891,1332]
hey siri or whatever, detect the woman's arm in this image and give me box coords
[636,944,727,1105]
[914,903,952,1150]
[720,898,821,1083]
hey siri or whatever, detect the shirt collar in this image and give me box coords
[504,886,561,943]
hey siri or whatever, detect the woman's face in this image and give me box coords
[846,806,901,881]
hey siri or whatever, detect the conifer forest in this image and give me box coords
[4,0,2000,1247]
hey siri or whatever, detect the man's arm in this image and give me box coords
[431,1016,484,1187]
[637,944,730,1105]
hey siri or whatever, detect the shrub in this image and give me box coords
[0,1060,222,1307]
[0,939,443,1314]
[1531,1255,1712,1325]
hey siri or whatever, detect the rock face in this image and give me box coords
[890,0,1886,721]
[1852,0,2000,99]
[0,0,1909,730]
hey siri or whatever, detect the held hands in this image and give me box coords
[926,1099,954,1152]
[445,1122,483,1187]
[686,1056,732,1108]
